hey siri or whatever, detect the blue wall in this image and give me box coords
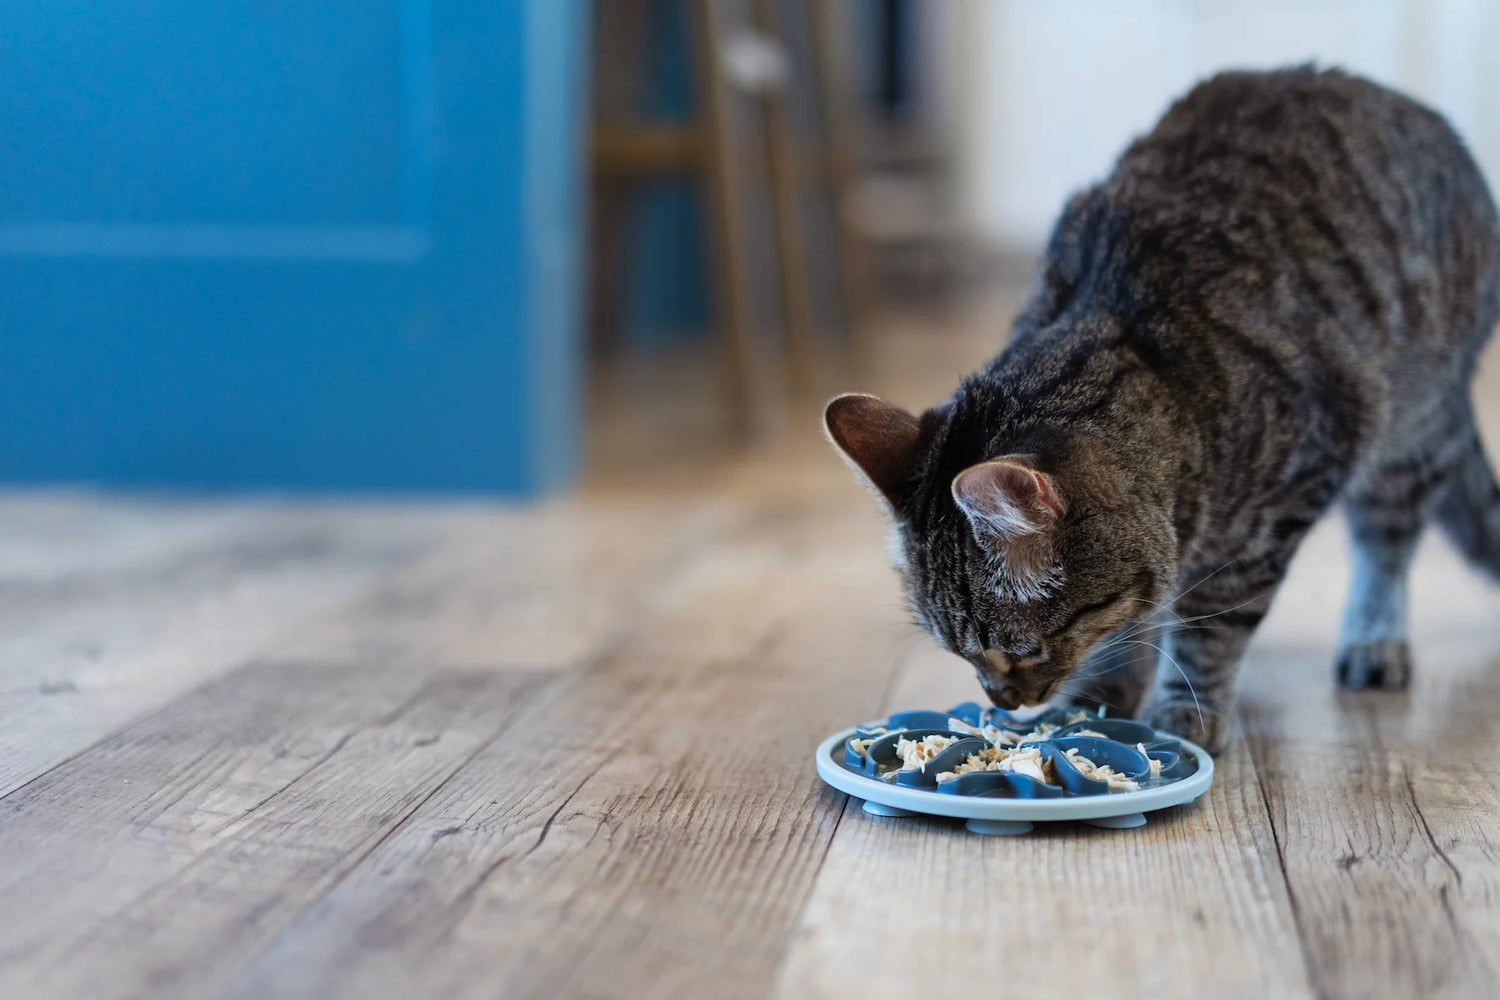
[0,1,586,495]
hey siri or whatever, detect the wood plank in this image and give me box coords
[0,503,454,797]
[771,645,1314,1000]
[274,493,735,670]
[222,488,913,1000]
[0,486,758,998]
[0,658,555,1000]
[1239,517,1500,999]
[0,492,260,585]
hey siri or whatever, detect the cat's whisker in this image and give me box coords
[1121,593,1188,618]
[1056,668,1136,713]
[1113,603,1191,638]
[1112,583,1276,646]
[1164,587,1277,628]
[1064,662,1115,682]
[1169,559,1238,605]
[1056,685,1131,716]
[1109,569,1249,643]
[1111,621,1161,642]
[1112,619,1182,644]
[1126,591,1194,615]
[1120,621,1230,642]
[1112,637,1205,735]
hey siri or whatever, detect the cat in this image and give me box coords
[825,67,1500,754]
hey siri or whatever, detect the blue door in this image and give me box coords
[0,1,585,494]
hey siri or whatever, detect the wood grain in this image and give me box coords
[0,502,452,797]
[0,658,554,1000]
[223,497,913,1000]
[1239,518,1500,999]
[0,493,258,585]
[275,494,735,671]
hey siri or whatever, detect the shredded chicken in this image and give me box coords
[1063,747,1140,792]
[933,746,1009,783]
[944,718,1009,745]
[847,725,890,757]
[1020,721,1059,743]
[934,744,1055,785]
[998,745,1051,784]
[947,717,1060,747]
[1136,742,1163,778]
[894,734,958,771]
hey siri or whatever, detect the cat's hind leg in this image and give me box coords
[1337,504,1419,690]
[1336,440,1455,689]
[1432,418,1500,582]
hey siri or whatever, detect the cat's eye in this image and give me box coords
[1007,641,1044,662]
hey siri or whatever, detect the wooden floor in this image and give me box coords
[5,293,1500,1000]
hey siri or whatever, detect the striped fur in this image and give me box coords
[827,68,1500,753]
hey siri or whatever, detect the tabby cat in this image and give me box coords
[825,68,1500,753]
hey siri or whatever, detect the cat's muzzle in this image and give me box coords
[981,676,1062,710]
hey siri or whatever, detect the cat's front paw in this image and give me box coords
[1145,699,1232,755]
[1336,640,1412,691]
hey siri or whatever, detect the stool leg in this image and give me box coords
[688,0,760,440]
[753,0,817,402]
[808,0,875,375]
[587,0,656,356]
[587,176,630,356]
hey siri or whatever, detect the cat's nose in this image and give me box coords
[982,680,1026,709]
[982,674,1056,708]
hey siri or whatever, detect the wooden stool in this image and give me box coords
[588,0,871,439]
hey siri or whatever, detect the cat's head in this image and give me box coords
[824,392,1174,709]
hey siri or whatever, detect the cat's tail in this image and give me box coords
[1433,423,1500,581]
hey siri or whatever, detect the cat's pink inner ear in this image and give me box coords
[951,459,1065,540]
[823,394,922,501]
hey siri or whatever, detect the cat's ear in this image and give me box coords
[951,457,1065,556]
[823,393,922,506]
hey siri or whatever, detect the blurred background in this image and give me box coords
[4,0,1500,497]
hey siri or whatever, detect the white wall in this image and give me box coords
[951,0,1500,249]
